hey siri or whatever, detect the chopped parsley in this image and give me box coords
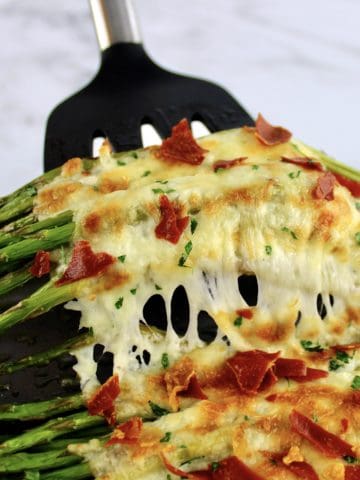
[178,241,193,267]
[288,170,301,179]
[152,188,176,194]
[355,232,360,245]
[190,218,198,234]
[312,414,318,423]
[118,255,126,263]
[356,202,360,211]
[155,284,162,291]
[281,226,298,240]
[148,401,169,417]
[160,431,171,443]
[265,245,272,255]
[244,415,250,421]
[25,185,37,197]
[351,375,360,390]
[117,160,126,166]
[234,316,243,327]
[161,353,169,369]
[156,180,168,184]
[211,462,220,472]
[142,170,151,177]
[130,151,138,159]
[130,288,137,295]
[329,350,351,371]
[300,340,324,352]
[343,455,357,464]
[252,165,259,170]
[115,297,124,310]
[166,475,172,480]
[180,456,205,466]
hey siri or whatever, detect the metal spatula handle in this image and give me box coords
[89,0,141,50]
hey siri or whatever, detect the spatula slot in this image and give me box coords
[140,123,162,147]
[191,120,211,138]
[92,132,106,157]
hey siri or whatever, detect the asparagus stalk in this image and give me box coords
[0,329,94,375]
[0,280,76,335]
[0,394,84,421]
[0,449,80,473]
[1,213,37,234]
[0,168,61,211]
[0,263,33,296]
[0,191,36,226]
[0,222,75,264]
[0,411,104,456]
[30,428,110,452]
[40,462,92,480]
[24,471,40,480]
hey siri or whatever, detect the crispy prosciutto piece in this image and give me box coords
[332,343,360,352]
[164,357,207,410]
[312,171,336,201]
[290,410,354,458]
[56,240,116,286]
[87,374,120,425]
[253,114,292,146]
[226,350,280,395]
[258,367,278,392]
[30,250,51,278]
[273,358,307,378]
[155,195,189,244]
[212,157,247,172]
[333,172,360,198]
[281,156,324,172]
[236,308,253,319]
[106,417,142,446]
[162,454,265,480]
[289,367,328,383]
[345,465,360,480]
[157,118,207,165]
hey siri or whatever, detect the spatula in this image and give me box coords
[44,0,253,171]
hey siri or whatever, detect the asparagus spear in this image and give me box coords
[0,449,80,473]
[0,394,84,421]
[0,222,75,264]
[1,213,37,234]
[0,329,93,375]
[0,263,33,296]
[0,411,104,456]
[40,462,92,480]
[0,280,76,335]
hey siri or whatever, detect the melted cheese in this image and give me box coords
[36,126,360,479]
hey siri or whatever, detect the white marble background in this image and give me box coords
[0,0,359,195]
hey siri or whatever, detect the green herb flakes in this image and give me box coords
[178,241,193,267]
[329,350,351,371]
[130,288,137,295]
[161,353,169,369]
[130,152,138,159]
[265,245,272,255]
[356,202,360,211]
[160,431,171,443]
[152,188,176,195]
[351,375,360,390]
[142,170,151,177]
[115,297,124,310]
[155,284,162,291]
[252,165,259,170]
[117,160,126,166]
[180,456,205,467]
[281,226,298,240]
[244,415,250,421]
[166,475,172,480]
[234,316,243,327]
[211,462,220,472]
[156,180,168,184]
[343,455,357,464]
[148,401,169,417]
[118,255,126,263]
[288,170,301,179]
[190,218,198,234]
[355,232,360,245]
[300,340,324,352]
[312,414,318,423]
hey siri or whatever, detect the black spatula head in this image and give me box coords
[45,43,253,171]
